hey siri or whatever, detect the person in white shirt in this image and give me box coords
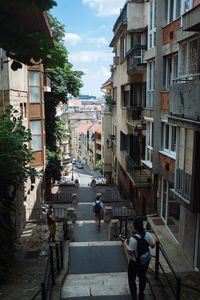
[120,218,158,300]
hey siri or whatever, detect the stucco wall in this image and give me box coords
[127,2,148,30]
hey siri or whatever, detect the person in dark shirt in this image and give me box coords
[47,205,56,242]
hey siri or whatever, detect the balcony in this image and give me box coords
[126,156,151,187]
[169,80,200,121]
[182,4,200,32]
[127,106,142,123]
[175,168,192,202]
[126,46,146,73]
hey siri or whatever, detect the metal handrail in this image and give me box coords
[32,222,68,300]
[154,242,200,299]
[154,242,181,299]
[118,218,200,299]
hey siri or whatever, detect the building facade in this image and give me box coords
[109,0,154,210]
[0,12,52,234]
[106,0,200,271]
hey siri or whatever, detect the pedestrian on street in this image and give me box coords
[120,218,158,300]
[92,194,103,231]
[47,204,56,242]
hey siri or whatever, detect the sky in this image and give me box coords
[51,0,126,97]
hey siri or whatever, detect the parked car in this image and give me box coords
[72,159,76,165]
[76,162,83,169]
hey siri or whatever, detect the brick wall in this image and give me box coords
[159,153,175,173]
[194,0,200,7]
[161,91,169,111]
[163,18,181,45]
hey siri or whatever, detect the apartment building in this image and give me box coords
[0,12,52,233]
[143,0,200,271]
[109,0,154,211]
[101,78,113,183]
[107,0,200,271]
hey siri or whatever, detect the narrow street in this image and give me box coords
[61,180,154,300]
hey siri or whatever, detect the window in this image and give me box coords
[148,0,156,49]
[29,71,41,103]
[167,0,181,23]
[179,39,198,79]
[24,103,27,118]
[124,91,129,107]
[145,121,153,164]
[20,103,23,118]
[161,178,180,241]
[120,131,128,154]
[175,128,193,202]
[131,32,142,48]
[120,35,126,61]
[183,0,193,13]
[121,86,130,107]
[30,120,42,150]
[162,123,177,155]
[164,54,178,88]
[146,60,155,108]
[130,83,143,107]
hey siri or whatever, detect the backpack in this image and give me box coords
[134,232,151,266]
[94,201,102,214]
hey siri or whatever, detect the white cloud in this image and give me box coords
[87,36,108,47]
[65,33,81,45]
[69,50,112,63]
[100,66,111,77]
[82,0,126,17]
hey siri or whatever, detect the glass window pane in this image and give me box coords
[176,0,181,18]
[165,124,169,149]
[171,126,176,152]
[150,2,153,30]
[162,179,167,219]
[29,71,40,86]
[31,136,42,150]
[170,0,174,22]
[167,182,180,241]
[152,123,154,147]
[29,87,40,103]
[31,121,41,134]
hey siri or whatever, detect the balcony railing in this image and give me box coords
[176,168,192,201]
[127,106,142,122]
[126,156,151,187]
[169,80,200,120]
[127,46,146,73]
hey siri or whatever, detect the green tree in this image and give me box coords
[96,159,103,173]
[0,0,57,70]
[0,107,38,281]
[104,94,115,111]
[44,14,83,190]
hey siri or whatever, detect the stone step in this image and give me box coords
[61,272,130,298]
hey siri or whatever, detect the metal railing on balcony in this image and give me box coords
[127,106,142,122]
[127,46,146,72]
[126,156,152,187]
[176,168,192,201]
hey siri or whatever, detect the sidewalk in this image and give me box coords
[60,186,155,300]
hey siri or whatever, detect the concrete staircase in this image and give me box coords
[61,187,155,299]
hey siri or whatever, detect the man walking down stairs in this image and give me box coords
[61,187,154,299]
